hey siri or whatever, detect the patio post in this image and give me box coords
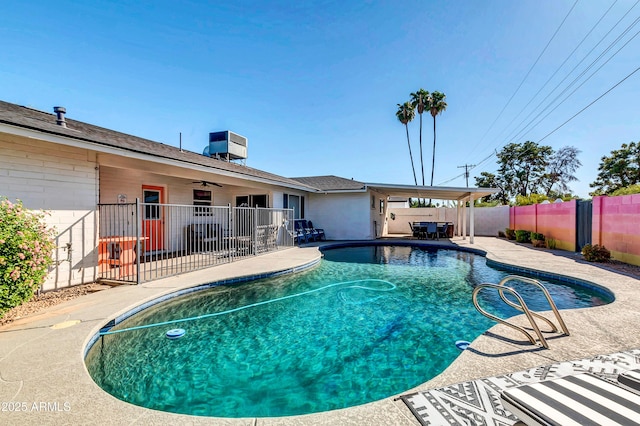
[470,194,475,244]
[463,201,467,240]
[135,197,141,285]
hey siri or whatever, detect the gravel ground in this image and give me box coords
[1,258,639,328]
[0,283,111,327]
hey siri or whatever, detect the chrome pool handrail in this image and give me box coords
[497,275,570,336]
[472,275,571,349]
[472,283,550,348]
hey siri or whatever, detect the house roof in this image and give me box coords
[289,175,366,191]
[364,182,499,202]
[0,101,317,192]
[290,175,499,201]
[0,100,499,201]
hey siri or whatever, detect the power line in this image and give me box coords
[538,65,640,143]
[437,3,639,188]
[489,0,622,152]
[466,0,579,158]
[460,4,640,180]
[467,0,638,168]
[505,13,640,147]
[447,60,640,191]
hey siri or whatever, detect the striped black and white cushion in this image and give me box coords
[501,373,640,426]
[619,369,640,392]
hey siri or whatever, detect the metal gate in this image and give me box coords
[97,201,294,283]
[576,199,592,252]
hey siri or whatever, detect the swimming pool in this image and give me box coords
[85,245,612,418]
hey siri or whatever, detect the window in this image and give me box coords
[284,194,305,219]
[252,194,268,208]
[371,195,375,209]
[193,189,212,215]
[379,199,385,214]
[144,189,160,220]
[236,194,268,208]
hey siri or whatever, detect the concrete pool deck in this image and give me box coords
[1,237,639,425]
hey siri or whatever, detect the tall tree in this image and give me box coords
[590,141,640,195]
[476,141,581,203]
[542,146,581,196]
[410,89,429,185]
[497,141,552,197]
[396,102,418,185]
[475,171,509,205]
[427,91,447,187]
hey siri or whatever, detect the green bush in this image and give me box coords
[545,238,557,249]
[0,198,56,317]
[515,194,550,206]
[505,228,516,240]
[581,244,611,263]
[611,184,640,196]
[530,232,545,247]
[530,232,545,241]
[515,230,531,243]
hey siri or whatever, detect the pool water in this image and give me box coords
[85,246,611,418]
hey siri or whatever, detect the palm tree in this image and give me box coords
[427,91,447,187]
[410,89,429,186]
[396,102,418,185]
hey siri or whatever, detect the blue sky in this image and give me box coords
[2,0,638,198]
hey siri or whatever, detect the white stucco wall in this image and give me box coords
[1,135,99,291]
[388,205,509,237]
[462,205,510,236]
[307,192,373,240]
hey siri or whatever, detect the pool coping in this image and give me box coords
[1,237,639,425]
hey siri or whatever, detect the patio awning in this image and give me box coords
[364,183,500,244]
[363,182,499,201]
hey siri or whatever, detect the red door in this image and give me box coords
[142,185,164,251]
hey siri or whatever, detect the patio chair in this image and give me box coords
[500,372,640,426]
[409,222,420,238]
[426,222,438,239]
[307,221,325,241]
[295,220,316,242]
[301,220,320,241]
[437,223,449,239]
[292,220,310,245]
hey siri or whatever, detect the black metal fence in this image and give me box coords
[98,200,295,283]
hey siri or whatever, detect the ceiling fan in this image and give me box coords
[192,180,222,188]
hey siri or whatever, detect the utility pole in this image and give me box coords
[457,164,475,187]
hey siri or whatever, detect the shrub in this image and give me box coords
[498,230,506,238]
[505,228,516,240]
[546,238,557,249]
[515,194,549,206]
[0,198,56,317]
[530,232,544,241]
[530,232,545,247]
[581,244,611,263]
[611,184,640,196]
[515,230,531,243]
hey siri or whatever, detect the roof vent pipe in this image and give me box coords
[53,106,67,127]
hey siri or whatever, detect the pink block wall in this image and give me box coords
[510,201,576,251]
[592,195,640,265]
